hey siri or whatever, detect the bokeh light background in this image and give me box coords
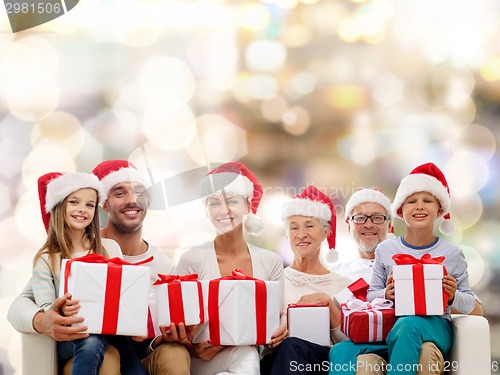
[1,0,500,373]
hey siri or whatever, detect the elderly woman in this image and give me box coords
[175,162,285,375]
[261,185,352,375]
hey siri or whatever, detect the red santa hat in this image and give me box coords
[199,162,264,235]
[38,172,104,231]
[392,162,454,235]
[92,159,150,201]
[280,185,338,262]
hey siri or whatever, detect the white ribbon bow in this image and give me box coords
[344,298,393,312]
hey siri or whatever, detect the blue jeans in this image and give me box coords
[58,334,108,375]
[58,335,146,375]
[328,316,452,375]
[261,337,331,375]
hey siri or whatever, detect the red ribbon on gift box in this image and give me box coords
[63,253,153,335]
[347,278,370,302]
[208,269,267,346]
[153,274,205,325]
[392,253,448,315]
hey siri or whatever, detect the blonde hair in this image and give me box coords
[33,191,108,273]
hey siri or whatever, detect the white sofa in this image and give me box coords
[21,314,491,375]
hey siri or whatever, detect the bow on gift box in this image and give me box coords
[208,269,268,346]
[63,253,153,335]
[342,298,394,342]
[392,253,448,315]
[153,274,205,325]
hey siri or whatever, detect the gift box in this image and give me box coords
[334,277,369,307]
[59,254,152,336]
[341,298,395,343]
[154,274,205,327]
[392,253,448,316]
[287,304,330,346]
[192,269,280,346]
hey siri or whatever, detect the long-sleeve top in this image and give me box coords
[32,238,123,309]
[367,236,475,320]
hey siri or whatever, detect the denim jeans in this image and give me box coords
[58,334,108,375]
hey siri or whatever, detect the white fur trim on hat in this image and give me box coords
[45,173,104,213]
[100,167,150,200]
[392,173,450,219]
[345,189,392,220]
[200,172,254,199]
[280,199,332,222]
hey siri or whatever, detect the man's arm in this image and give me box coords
[8,280,89,341]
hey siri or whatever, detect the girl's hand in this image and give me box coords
[61,294,81,317]
[385,273,395,300]
[443,275,457,304]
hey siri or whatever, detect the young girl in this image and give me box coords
[32,172,143,375]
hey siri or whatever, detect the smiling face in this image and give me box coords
[348,202,391,257]
[64,188,97,232]
[206,193,250,234]
[287,215,327,261]
[103,181,148,234]
[400,191,443,229]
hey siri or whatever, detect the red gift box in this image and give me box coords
[392,253,448,316]
[341,298,395,343]
[334,277,369,307]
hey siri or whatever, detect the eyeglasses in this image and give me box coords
[350,214,388,225]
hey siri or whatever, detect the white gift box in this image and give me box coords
[154,277,205,327]
[393,264,446,316]
[334,277,369,307]
[193,277,280,346]
[59,257,151,336]
[287,305,330,346]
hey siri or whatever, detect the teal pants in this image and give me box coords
[329,316,452,375]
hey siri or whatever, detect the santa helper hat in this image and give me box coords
[91,159,150,201]
[345,187,394,233]
[280,186,338,263]
[392,162,454,235]
[38,172,105,231]
[199,162,264,236]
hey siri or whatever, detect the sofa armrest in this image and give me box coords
[448,314,490,375]
[22,333,57,375]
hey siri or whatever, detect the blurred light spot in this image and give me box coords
[14,191,48,242]
[460,245,485,287]
[350,112,375,165]
[109,0,162,47]
[480,57,500,81]
[139,57,196,104]
[187,32,238,91]
[0,117,33,179]
[453,124,497,162]
[0,183,10,216]
[326,84,367,110]
[187,114,248,164]
[143,102,196,152]
[260,95,288,122]
[430,65,475,109]
[281,24,313,48]
[239,74,279,100]
[237,3,270,31]
[85,109,140,151]
[245,40,287,72]
[21,145,76,193]
[259,193,290,227]
[281,106,311,136]
[372,74,404,107]
[7,80,60,121]
[273,0,299,9]
[32,112,84,157]
[446,151,489,197]
[0,37,58,93]
[452,193,483,230]
[284,72,317,99]
[1,216,43,263]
